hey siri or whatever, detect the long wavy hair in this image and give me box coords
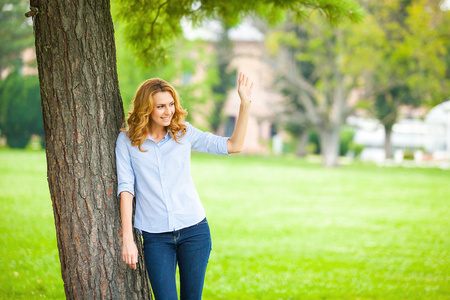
[122,78,188,152]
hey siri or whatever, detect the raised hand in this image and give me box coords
[237,72,254,105]
[226,72,254,153]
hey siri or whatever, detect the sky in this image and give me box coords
[182,19,264,42]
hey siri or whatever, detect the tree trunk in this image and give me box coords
[318,126,340,167]
[384,125,393,159]
[31,1,151,298]
[296,130,309,157]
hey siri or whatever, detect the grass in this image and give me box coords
[1,149,449,299]
[0,150,62,299]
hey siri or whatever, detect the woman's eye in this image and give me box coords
[170,102,175,106]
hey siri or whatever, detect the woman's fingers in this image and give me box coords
[237,72,253,103]
[123,252,138,269]
[239,72,248,85]
[128,256,137,269]
[127,256,137,269]
[238,72,251,88]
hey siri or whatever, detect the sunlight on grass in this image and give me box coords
[1,150,449,299]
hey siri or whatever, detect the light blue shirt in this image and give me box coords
[115,122,229,233]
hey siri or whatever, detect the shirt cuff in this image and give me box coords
[218,137,231,155]
[117,184,135,197]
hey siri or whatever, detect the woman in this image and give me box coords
[116,72,253,299]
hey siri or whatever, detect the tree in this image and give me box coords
[30,1,150,298]
[0,69,43,148]
[0,0,36,143]
[268,0,449,164]
[0,0,33,73]
[29,0,362,297]
[209,21,237,133]
[267,12,366,166]
[362,0,450,159]
[275,84,311,157]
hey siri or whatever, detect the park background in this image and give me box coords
[1,0,450,299]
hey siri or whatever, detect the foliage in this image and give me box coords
[308,128,320,154]
[268,0,450,163]
[112,0,363,68]
[403,149,415,160]
[339,126,355,156]
[267,11,368,166]
[0,0,34,73]
[365,0,450,106]
[0,0,40,148]
[357,0,450,157]
[348,141,364,157]
[0,70,43,148]
[2,150,450,299]
[209,21,237,133]
[275,78,311,143]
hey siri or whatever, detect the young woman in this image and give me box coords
[116,72,253,300]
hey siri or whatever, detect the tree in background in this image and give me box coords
[360,0,450,158]
[29,0,362,297]
[0,0,40,148]
[276,85,311,157]
[209,21,237,133]
[268,0,449,164]
[114,0,362,67]
[0,69,43,148]
[267,9,368,166]
[0,0,33,73]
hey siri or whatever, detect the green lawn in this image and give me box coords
[1,149,449,299]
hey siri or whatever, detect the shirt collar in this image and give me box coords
[146,130,171,143]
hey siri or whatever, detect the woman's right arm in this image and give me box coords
[120,191,138,270]
[116,133,138,270]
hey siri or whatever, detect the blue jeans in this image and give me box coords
[142,218,212,300]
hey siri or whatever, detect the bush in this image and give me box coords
[339,127,355,156]
[308,129,321,154]
[349,142,365,157]
[403,150,414,160]
[0,71,44,148]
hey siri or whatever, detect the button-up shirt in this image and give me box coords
[115,122,229,233]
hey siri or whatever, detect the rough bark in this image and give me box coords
[295,130,309,157]
[318,126,340,167]
[31,1,151,298]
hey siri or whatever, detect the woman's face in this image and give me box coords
[150,91,176,129]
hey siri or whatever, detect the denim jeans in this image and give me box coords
[142,218,212,300]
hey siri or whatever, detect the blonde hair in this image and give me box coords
[122,78,188,151]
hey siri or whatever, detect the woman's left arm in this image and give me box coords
[227,72,254,154]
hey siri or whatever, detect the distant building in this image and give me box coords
[424,100,450,156]
[185,21,284,154]
[217,40,284,153]
[349,100,450,163]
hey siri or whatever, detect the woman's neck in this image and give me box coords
[148,125,167,141]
